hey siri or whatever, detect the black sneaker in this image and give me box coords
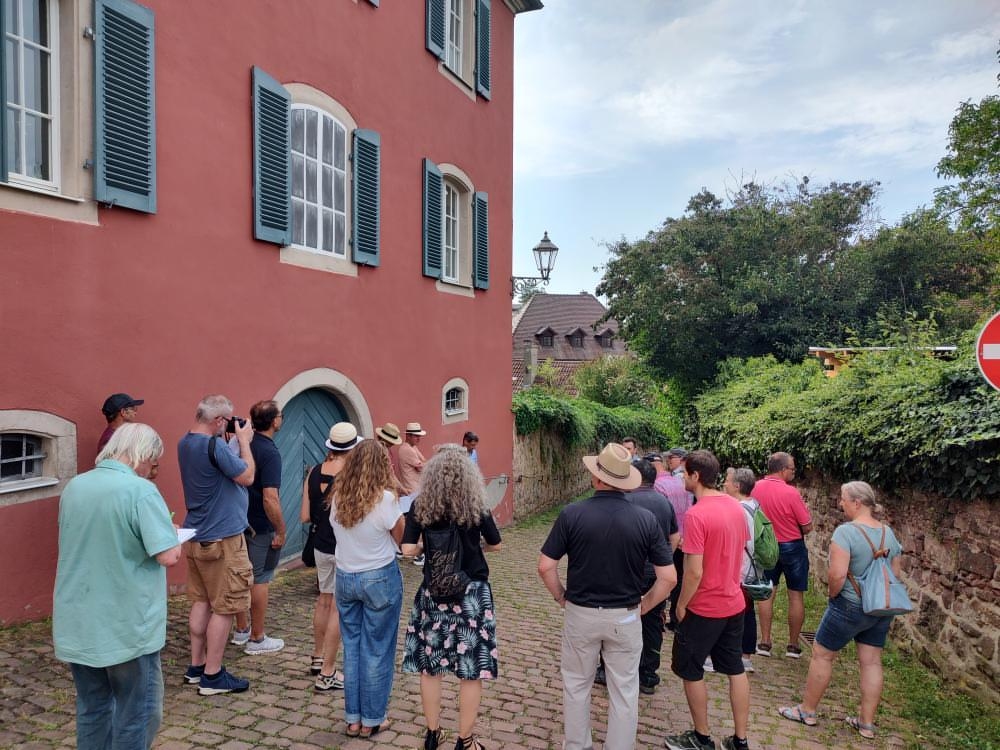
[594,667,606,686]
[664,729,715,750]
[198,667,250,695]
[786,644,803,659]
[640,683,656,695]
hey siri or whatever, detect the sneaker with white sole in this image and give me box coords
[198,667,250,696]
[742,656,754,673]
[786,644,802,659]
[756,642,772,657]
[314,671,345,691]
[244,635,285,655]
[664,729,715,750]
[230,627,251,646]
[183,664,204,685]
[412,554,425,567]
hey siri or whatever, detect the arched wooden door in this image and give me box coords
[274,388,347,561]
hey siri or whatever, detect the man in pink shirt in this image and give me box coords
[752,452,813,659]
[397,422,427,495]
[665,450,750,750]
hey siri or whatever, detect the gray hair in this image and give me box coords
[96,423,164,469]
[841,480,877,509]
[729,467,756,496]
[195,394,233,423]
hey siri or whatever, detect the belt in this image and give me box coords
[570,601,640,611]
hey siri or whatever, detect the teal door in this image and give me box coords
[274,388,348,561]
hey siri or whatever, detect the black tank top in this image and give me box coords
[307,464,337,554]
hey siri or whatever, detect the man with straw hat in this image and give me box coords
[537,442,677,750]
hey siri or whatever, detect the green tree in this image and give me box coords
[935,94,1000,233]
[572,354,659,408]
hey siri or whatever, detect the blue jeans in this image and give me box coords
[335,560,403,727]
[815,594,893,651]
[70,651,163,750]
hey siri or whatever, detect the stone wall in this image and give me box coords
[798,474,1000,706]
[512,430,591,521]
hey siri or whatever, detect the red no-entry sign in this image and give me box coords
[976,312,1000,391]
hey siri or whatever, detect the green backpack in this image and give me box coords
[745,499,779,570]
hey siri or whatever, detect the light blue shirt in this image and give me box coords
[53,460,178,667]
[178,432,248,541]
[832,522,903,605]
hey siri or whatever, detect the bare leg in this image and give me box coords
[682,679,710,736]
[234,610,249,632]
[205,613,234,674]
[189,601,211,666]
[856,644,884,727]
[421,673,444,731]
[249,583,269,640]
[319,598,342,676]
[800,642,837,713]
[458,679,483,738]
[757,595,773,646]
[787,590,805,646]
[729,672,750,738]
[313,593,333,658]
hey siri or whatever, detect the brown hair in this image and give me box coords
[332,440,396,528]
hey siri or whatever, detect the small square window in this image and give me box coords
[0,432,45,483]
[539,333,553,347]
[570,333,583,347]
[445,387,465,414]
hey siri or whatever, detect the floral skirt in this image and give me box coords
[402,579,498,680]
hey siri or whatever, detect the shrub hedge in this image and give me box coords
[690,332,1000,501]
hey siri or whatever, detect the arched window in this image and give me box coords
[441,377,470,424]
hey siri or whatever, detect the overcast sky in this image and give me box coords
[511,0,1000,296]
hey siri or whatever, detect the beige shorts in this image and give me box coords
[185,533,252,615]
[315,549,337,595]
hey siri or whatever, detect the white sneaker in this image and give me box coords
[244,635,285,655]
[742,656,754,673]
[230,627,251,646]
[703,657,715,673]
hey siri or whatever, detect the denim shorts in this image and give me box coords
[815,594,893,651]
[766,539,809,591]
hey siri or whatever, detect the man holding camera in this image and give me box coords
[178,395,255,695]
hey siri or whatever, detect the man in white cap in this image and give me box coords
[537,443,676,750]
[397,422,427,496]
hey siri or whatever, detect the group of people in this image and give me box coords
[53,393,496,750]
[538,442,906,750]
[52,392,905,750]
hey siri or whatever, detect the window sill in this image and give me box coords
[0,477,59,495]
[437,62,477,102]
[280,246,359,277]
[435,279,475,298]
[0,182,99,224]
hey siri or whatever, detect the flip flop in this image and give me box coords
[359,720,391,739]
[346,723,361,737]
[845,716,876,739]
[778,705,818,726]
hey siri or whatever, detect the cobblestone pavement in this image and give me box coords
[1,517,916,749]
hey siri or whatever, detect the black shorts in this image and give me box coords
[671,610,745,680]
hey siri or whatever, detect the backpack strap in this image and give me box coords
[208,435,220,471]
[845,523,888,597]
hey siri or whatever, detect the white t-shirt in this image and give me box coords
[330,489,401,573]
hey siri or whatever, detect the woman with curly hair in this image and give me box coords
[329,439,405,739]
[401,447,502,750]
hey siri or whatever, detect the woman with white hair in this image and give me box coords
[401,448,502,750]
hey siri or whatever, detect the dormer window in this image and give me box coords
[539,333,554,347]
[595,329,615,348]
[569,333,583,347]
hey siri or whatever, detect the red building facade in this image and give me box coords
[0,0,540,623]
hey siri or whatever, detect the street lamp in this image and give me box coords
[511,231,559,297]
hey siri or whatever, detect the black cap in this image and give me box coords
[643,452,662,463]
[101,393,144,417]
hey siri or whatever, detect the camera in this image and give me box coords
[225,417,247,432]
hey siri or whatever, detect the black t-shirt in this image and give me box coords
[628,485,677,583]
[247,433,282,533]
[540,489,673,608]
[307,464,337,555]
[403,508,501,582]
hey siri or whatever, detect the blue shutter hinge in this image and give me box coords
[82,159,93,170]
[83,26,95,40]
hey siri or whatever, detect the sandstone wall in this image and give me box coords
[799,474,999,705]
[512,430,591,521]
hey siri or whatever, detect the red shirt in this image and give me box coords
[683,493,749,618]
[752,475,811,543]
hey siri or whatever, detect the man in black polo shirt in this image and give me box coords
[538,443,676,750]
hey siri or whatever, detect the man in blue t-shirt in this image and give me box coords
[54,423,180,749]
[232,400,286,655]
[178,394,256,695]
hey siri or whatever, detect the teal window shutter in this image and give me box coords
[473,191,489,289]
[352,129,380,267]
[475,0,491,99]
[252,66,291,245]
[94,0,156,213]
[423,158,443,279]
[0,0,7,183]
[426,0,445,60]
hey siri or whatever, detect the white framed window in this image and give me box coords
[445,0,462,74]
[291,104,347,257]
[443,182,460,282]
[0,410,76,506]
[441,377,470,424]
[4,0,60,191]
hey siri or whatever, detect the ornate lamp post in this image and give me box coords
[511,231,559,297]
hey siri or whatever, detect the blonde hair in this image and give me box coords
[413,448,486,528]
[332,439,395,528]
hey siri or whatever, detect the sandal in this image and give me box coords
[425,727,443,750]
[454,736,486,750]
[778,705,818,726]
[845,716,876,739]
[310,655,324,675]
[346,723,361,737]
[359,720,391,739]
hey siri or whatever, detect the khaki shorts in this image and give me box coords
[185,533,252,615]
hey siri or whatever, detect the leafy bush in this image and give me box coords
[692,331,1000,500]
[512,387,679,451]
